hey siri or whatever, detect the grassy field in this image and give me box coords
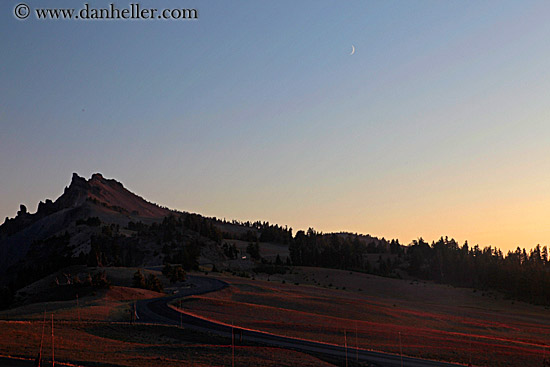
[0,267,338,367]
[4,265,550,366]
[0,320,338,367]
[178,267,550,367]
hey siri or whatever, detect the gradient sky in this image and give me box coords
[2,0,550,252]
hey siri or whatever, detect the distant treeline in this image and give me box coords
[218,219,293,244]
[7,213,222,300]
[289,228,401,272]
[7,232,74,299]
[129,213,223,244]
[408,237,550,305]
[6,209,550,308]
[256,225,550,305]
[126,214,221,269]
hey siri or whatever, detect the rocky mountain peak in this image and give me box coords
[1,173,171,238]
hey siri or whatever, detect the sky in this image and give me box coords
[2,0,550,252]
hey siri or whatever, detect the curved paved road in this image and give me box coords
[137,275,465,367]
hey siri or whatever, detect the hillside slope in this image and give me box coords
[0,173,172,276]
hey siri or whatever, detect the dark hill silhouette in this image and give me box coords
[1,173,171,236]
[1,173,549,309]
[0,173,172,277]
[0,173,393,288]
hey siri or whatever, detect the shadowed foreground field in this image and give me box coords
[178,268,550,367]
[0,321,337,367]
[0,285,335,367]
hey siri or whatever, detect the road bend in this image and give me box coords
[136,275,465,367]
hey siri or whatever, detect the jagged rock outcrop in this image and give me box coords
[0,173,172,276]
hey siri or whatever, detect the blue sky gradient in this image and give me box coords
[2,1,550,251]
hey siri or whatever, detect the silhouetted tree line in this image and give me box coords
[219,219,293,244]
[9,213,215,297]
[10,232,76,293]
[162,264,186,283]
[181,214,223,243]
[246,242,260,260]
[63,215,213,274]
[163,239,202,271]
[132,269,163,292]
[129,214,223,244]
[5,232,114,307]
[289,228,401,272]
[259,224,292,244]
[407,237,550,305]
[86,224,124,267]
[127,215,216,271]
[222,242,238,259]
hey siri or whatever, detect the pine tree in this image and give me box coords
[132,270,146,289]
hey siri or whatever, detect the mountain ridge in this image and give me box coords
[0,173,174,277]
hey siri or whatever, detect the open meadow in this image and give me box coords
[0,268,335,367]
[178,267,550,367]
[0,320,334,367]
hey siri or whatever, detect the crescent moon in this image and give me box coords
[350,45,355,55]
